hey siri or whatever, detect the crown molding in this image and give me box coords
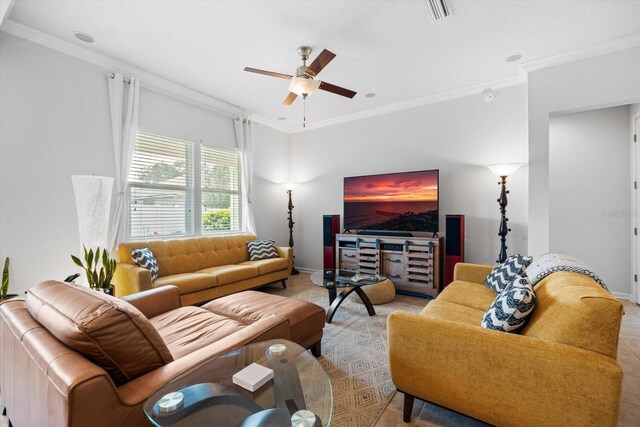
[0,19,247,119]
[286,75,525,134]
[248,114,292,134]
[519,32,640,73]
[0,1,15,26]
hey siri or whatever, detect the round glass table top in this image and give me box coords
[144,339,332,427]
[310,269,387,289]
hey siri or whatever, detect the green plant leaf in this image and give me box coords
[87,248,94,269]
[71,255,84,268]
[1,257,9,297]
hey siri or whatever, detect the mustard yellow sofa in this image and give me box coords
[114,234,292,305]
[388,262,624,427]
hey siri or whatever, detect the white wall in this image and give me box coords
[549,106,631,295]
[0,33,291,295]
[0,33,115,295]
[252,124,290,247]
[528,47,640,257]
[288,85,529,271]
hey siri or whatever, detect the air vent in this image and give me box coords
[424,0,453,21]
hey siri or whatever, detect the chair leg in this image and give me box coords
[310,340,321,357]
[281,279,287,289]
[403,392,415,423]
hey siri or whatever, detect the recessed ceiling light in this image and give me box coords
[364,93,376,98]
[505,54,522,63]
[277,117,286,121]
[74,31,95,43]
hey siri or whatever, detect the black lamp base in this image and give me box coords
[291,266,300,275]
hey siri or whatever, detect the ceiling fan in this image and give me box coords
[244,46,357,106]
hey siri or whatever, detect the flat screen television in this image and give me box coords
[343,169,439,234]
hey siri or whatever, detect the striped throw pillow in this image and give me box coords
[484,254,533,293]
[481,274,536,333]
[131,247,159,281]
[247,240,279,261]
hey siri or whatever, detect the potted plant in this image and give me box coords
[1,257,18,301]
[71,245,117,295]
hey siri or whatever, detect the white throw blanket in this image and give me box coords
[525,253,609,292]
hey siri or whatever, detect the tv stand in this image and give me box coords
[356,230,413,237]
[335,233,444,298]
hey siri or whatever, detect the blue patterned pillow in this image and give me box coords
[247,239,279,261]
[484,254,533,293]
[481,274,536,332]
[132,247,159,281]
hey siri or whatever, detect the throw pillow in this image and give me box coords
[481,274,536,333]
[132,247,159,281]
[247,239,279,261]
[484,254,533,293]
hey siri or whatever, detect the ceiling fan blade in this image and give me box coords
[307,49,336,77]
[244,67,293,80]
[318,81,357,99]
[283,92,298,106]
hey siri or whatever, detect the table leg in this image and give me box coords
[326,286,376,323]
[328,286,337,305]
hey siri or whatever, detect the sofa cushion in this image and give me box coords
[197,265,259,286]
[203,291,325,344]
[153,273,217,295]
[151,306,249,358]
[247,239,279,261]
[420,299,485,327]
[239,258,289,275]
[131,247,159,281]
[438,280,497,311]
[25,280,173,386]
[520,272,623,358]
[481,275,536,332]
[484,254,533,293]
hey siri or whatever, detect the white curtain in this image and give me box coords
[234,116,256,235]
[107,72,139,251]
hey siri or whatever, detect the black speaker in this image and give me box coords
[323,214,340,270]
[445,215,465,286]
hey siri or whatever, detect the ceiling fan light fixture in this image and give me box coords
[288,77,321,97]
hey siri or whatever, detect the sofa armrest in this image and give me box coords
[388,312,622,427]
[452,262,493,284]
[121,286,181,318]
[276,246,294,272]
[113,263,152,297]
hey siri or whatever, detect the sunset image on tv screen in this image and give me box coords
[343,170,439,232]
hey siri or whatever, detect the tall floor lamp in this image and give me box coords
[284,183,300,275]
[487,164,522,263]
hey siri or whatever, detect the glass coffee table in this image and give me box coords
[310,269,387,323]
[144,339,332,426]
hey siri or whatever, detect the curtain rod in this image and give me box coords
[108,72,131,84]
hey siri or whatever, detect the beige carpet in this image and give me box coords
[263,273,425,427]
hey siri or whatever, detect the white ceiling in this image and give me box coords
[5,0,640,131]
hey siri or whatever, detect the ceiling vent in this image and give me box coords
[424,0,453,21]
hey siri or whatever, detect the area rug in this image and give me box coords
[262,273,425,427]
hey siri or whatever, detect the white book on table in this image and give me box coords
[232,363,274,392]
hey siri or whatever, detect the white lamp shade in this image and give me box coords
[487,163,523,177]
[72,175,114,249]
[288,77,321,97]
[283,182,298,191]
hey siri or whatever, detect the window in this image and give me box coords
[201,146,242,233]
[128,131,241,238]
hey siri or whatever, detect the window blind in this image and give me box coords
[201,146,242,233]
[128,132,194,238]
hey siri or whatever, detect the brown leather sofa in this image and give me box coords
[0,280,325,426]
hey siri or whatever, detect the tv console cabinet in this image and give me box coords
[335,234,444,298]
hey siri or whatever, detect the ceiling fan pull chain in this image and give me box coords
[303,97,307,128]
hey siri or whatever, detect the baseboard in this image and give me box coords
[612,292,632,301]
[294,267,316,274]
